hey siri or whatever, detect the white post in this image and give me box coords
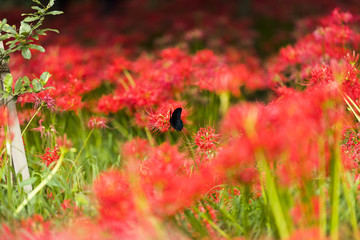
[0,41,32,192]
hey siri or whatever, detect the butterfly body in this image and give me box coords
[170,108,183,131]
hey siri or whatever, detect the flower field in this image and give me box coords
[1,0,360,239]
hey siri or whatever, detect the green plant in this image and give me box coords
[0,0,62,101]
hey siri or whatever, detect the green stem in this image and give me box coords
[219,91,230,116]
[21,102,43,136]
[66,128,94,181]
[196,207,231,239]
[145,128,154,146]
[123,69,136,87]
[341,169,359,240]
[0,148,5,160]
[330,126,341,240]
[14,149,64,216]
[318,137,327,238]
[5,125,13,207]
[257,151,290,239]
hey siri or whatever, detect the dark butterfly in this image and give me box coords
[170,107,184,131]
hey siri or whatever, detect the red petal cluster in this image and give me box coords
[194,126,219,153]
[40,146,60,167]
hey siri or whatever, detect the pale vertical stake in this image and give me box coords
[0,39,32,193]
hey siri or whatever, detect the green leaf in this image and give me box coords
[184,209,209,237]
[21,47,31,59]
[40,71,51,85]
[23,76,30,85]
[46,10,63,15]
[14,77,23,94]
[0,34,10,41]
[2,55,10,63]
[42,28,59,34]
[21,76,31,93]
[19,22,31,35]
[19,177,37,188]
[44,87,55,90]
[36,29,47,36]
[32,79,42,92]
[3,73,13,93]
[23,16,40,22]
[75,193,89,208]
[28,44,45,52]
[3,24,17,35]
[31,6,42,11]
[0,19,7,31]
[47,0,55,8]
[2,92,9,99]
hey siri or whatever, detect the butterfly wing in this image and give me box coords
[174,119,183,131]
[170,108,183,131]
[171,108,182,121]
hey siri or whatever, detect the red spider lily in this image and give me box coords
[207,137,258,185]
[0,106,8,126]
[33,92,56,111]
[56,134,73,150]
[93,170,135,224]
[287,227,326,240]
[31,119,45,137]
[147,101,188,133]
[344,51,360,66]
[219,84,345,186]
[56,94,84,112]
[194,126,219,153]
[97,47,267,115]
[147,105,171,133]
[138,143,190,215]
[269,9,360,99]
[88,117,108,129]
[31,119,57,139]
[40,146,60,167]
[113,140,216,216]
[60,199,72,211]
[192,49,268,95]
[122,137,151,161]
[341,124,360,170]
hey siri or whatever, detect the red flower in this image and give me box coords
[93,170,134,222]
[147,101,188,133]
[220,84,344,186]
[40,146,60,167]
[122,137,151,161]
[194,126,219,153]
[88,116,108,129]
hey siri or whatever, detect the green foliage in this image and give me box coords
[0,0,63,64]
[0,0,61,101]
[0,72,52,101]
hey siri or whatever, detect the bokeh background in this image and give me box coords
[2,0,359,58]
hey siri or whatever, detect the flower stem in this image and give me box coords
[66,128,94,182]
[14,149,64,216]
[257,151,291,239]
[330,123,341,240]
[21,102,43,136]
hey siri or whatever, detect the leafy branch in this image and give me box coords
[0,0,62,101]
[0,71,53,100]
[0,0,63,64]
